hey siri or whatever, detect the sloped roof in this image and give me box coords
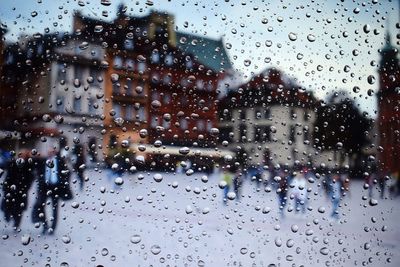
[220,67,319,110]
[74,10,233,73]
[176,31,233,73]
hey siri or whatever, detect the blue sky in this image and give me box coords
[1,0,399,115]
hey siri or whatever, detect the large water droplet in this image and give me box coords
[288,32,297,41]
[367,75,376,85]
[307,34,316,42]
[114,177,124,186]
[62,235,71,244]
[150,245,161,255]
[153,173,163,183]
[21,234,31,246]
[179,147,190,155]
[244,59,251,67]
[130,234,141,244]
[320,247,329,255]
[94,25,103,33]
[151,100,161,109]
[363,24,371,33]
[100,0,111,6]
[101,248,109,256]
[275,237,282,247]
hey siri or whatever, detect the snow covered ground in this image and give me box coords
[1,169,399,267]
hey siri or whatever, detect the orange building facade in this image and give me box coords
[74,7,231,168]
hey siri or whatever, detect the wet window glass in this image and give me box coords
[0,1,399,266]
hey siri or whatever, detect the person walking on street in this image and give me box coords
[1,150,35,229]
[72,144,86,190]
[233,168,243,201]
[290,168,308,214]
[275,170,289,218]
[340,168,351,198]
[328,170,343,220]
[378,170,389,199]
[364,171,374,198]
[32,149,73,234]
[222,168,233,204]
[394,172,400,197]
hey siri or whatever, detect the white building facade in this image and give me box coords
[220,102,316,168]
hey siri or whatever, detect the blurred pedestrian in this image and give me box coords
[340,168,350,198]
[248,165,263,188]
[222,168,233,204]
[290,168,308,214]
[261,167,272,187]
[364,171,374,198]
[1,150,35,229]
[175,161,183,174]
[105,147,125,187]
[72,144,86,190]
[328,171,343,220]
[389,171,400,197]
[233,168,243,200]
[378,170,388,199]
[276,170,289,218]
[212,163,219,175]
[32,149,73,234]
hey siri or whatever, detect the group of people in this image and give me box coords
[220,165,349,220]
[363,169,400,199]
[0,143,85,234]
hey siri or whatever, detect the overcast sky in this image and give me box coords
[1,0,399,116]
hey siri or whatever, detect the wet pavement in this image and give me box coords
[1,169,399,267]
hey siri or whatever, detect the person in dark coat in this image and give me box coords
[276,170,289,218]
[233,168,243,200]
[32,149,72,234]
[72,144,86,190]
[1,150,35,229]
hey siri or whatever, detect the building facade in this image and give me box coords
[74,7,232,169]
[1,7,234,169]
[1,34,105,161]
[219,68,318,169]
[377,33,400,175]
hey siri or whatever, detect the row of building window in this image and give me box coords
[112,78,145,96]
[150,116,213,131]
[115,73,214,93]
[113,53,194,70]
[150,52,194,69]
[55,95,100,115]
[112,103,145,121]
[151,92,214,107]
[231,109,310,121]
[235,125,310,143]
[56,63,102,87]
[55,62,212,95]
[113,57,147,72]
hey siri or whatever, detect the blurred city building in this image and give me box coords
[0,6,382,173]
[0,23,19,145]
[73,7,233,169]
[218,68,319,168]
[314,91,372,172]
[0,6,234,169]
[377,32,400,176]
[0,23,6,74]
[0,33,105,159]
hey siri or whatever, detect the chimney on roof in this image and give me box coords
[148,11,177,48]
